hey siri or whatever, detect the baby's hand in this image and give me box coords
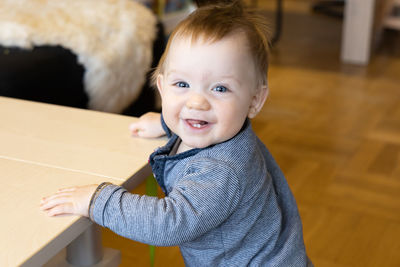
[129,112,165,138]
[40,184,99,217]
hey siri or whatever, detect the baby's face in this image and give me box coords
[157,33,262,151]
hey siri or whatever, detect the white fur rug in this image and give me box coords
[0,0,157,113]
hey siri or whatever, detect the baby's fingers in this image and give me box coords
[45,203,74,217]
[40,195,71,211]
[40,184,98,217]
[129,122,144,136]
[40,191,72,205]
[57,187,76,193]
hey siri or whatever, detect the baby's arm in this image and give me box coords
[129,112,165,138]
[40,113,164,216]
[40,184,99,217]
[89,160,241,246]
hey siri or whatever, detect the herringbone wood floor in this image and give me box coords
[102,1,400,266]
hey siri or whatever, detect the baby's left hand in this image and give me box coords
[40,184,99,217]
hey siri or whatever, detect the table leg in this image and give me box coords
[44,224,121,267]
[66,224,103,265]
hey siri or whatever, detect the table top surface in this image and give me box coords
[0,96,165,267]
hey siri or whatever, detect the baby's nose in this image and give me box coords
[185,93,211,110]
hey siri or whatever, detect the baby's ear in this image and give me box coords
[248,85,269,119]
[156,74,164,94]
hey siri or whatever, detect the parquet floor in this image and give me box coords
[102,1,400,266]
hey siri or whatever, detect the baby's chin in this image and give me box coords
[179,139,213,152]
[180,136,232,151]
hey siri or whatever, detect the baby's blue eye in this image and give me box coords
[175,81,189,88]
[213,85,228,93]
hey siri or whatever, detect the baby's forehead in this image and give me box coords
[166,33,253,69]
[172,29,249,47]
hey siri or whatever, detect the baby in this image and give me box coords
[41,1,312,266]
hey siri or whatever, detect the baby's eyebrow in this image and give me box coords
[167,69,188,77]
[217,75,242,86]
[166,70,242,87]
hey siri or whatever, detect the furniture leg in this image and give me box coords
[341,0,376,64]
[66,224,104,266]
[44,224,121,267]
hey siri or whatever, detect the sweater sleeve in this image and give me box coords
[89,159,241,246]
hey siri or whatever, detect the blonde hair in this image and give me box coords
[152,0,271,87]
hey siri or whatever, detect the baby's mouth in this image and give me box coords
[186,119,209,129]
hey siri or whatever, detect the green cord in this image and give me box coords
[146,175,158,267]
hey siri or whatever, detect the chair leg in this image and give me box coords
[312,0,345,18]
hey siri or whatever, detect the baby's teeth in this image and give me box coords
[193,123,201,128]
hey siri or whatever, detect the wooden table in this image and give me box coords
[0,96,165,267]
